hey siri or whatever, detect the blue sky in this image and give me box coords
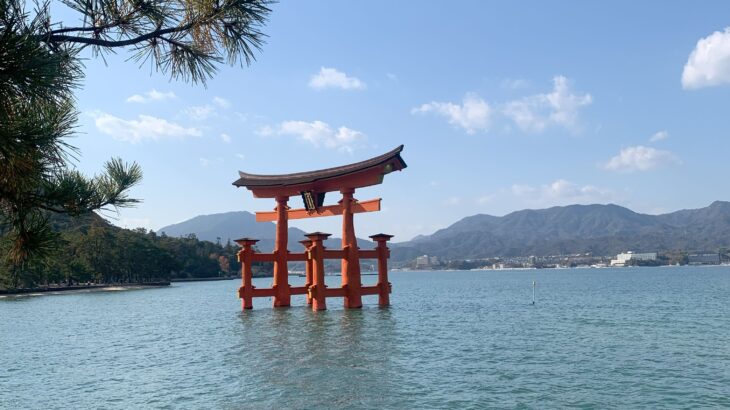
[65,1,730,241]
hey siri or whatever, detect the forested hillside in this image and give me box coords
[0,213,263,290]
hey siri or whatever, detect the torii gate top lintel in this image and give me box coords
[232,145,407,198]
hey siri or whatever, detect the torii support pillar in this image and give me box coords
[370,234,394,306]
[235,238,258,310]
[307,232,331,311]
[299,239,314,305]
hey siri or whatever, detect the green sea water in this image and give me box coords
[2,267,729,409]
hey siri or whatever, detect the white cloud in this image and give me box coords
[602,145,680,172]
[411,93,491,134]
[308,67,366,90]
[200,157,223,167]
[649,130,669,142]
[413,76,590,135]
[501,78,529,90]
[511,184,537,197]
[92,112,201,143]
[255,125,275,137]
[511,179,615,205]
[544,180,608,200]
[126,89,176,104]
[125,95,145,104]
[386,73,398,81]
[179,98,231,121]
[682,27,730,89]
[476,194,495,205]
[213,97,231,109]
[270,120,366,153]
[182,105,215,121]
[444,197,462,206]
[503,76,592,133]
[236,153,245,160]
[503,100,548,133]
[220,133,232,143]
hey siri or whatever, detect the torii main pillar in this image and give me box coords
[273,196,290,307]
[340,188,363,308]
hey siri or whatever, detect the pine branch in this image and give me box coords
[42,22,195,47]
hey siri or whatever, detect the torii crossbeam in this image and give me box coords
[232,145,407,310]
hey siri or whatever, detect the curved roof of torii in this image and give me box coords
[233,145,407,198]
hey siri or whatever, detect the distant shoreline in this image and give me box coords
[0,282,170,297]
[171,276,239,282]
[170,272,378,282]
[171,275,275,282]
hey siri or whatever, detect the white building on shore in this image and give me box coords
[610,251,657,267]
[415,255,440,269]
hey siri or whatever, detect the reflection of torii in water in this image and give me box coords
[232,145,407,310]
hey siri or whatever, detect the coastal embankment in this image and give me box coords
[0,282,170,297]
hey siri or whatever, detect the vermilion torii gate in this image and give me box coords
[232,145,407,310]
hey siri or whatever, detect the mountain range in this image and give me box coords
[390,201,730,260]
[159,201,730,260]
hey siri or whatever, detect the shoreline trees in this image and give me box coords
[7,213,251,289]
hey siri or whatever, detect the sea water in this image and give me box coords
[1,267,729,408]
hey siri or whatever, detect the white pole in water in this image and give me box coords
[532,280,536,305]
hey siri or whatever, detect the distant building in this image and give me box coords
[688,253,720,265]
[610,251,657,267]
[415,255,431,269]
[414,254,441,269]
